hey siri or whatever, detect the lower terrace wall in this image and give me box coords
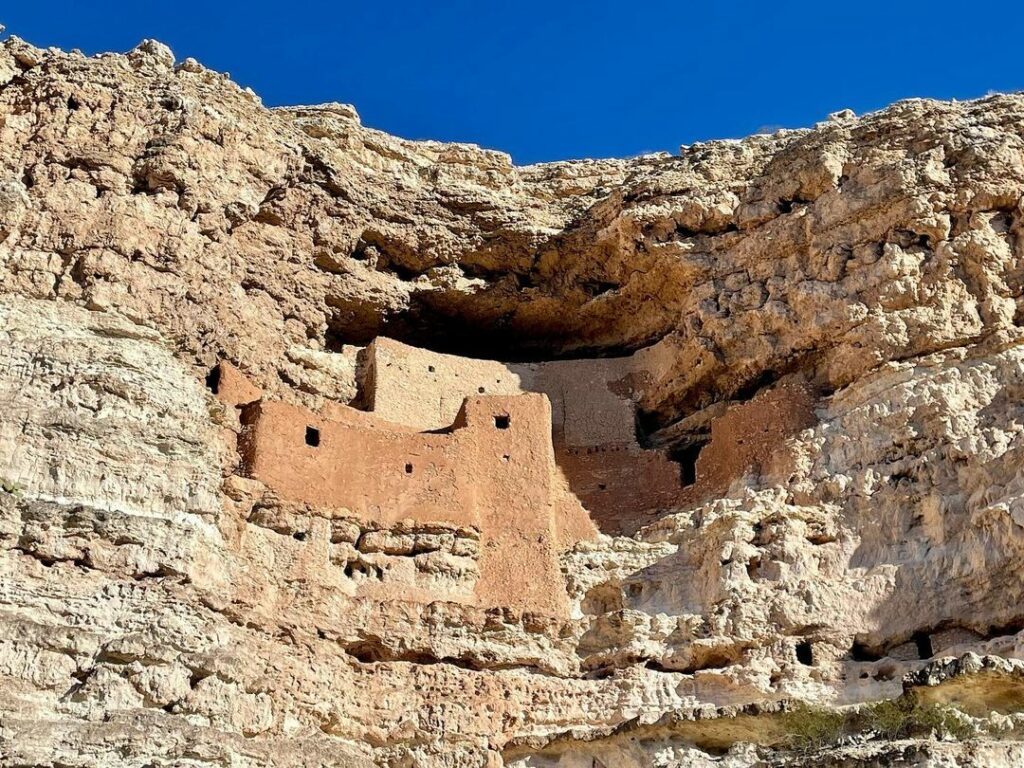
[237,392,596,617]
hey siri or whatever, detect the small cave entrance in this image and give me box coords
[913,632,934,660]
[205,364,222,395]
[849,640,881,662]
[795,641,814,666]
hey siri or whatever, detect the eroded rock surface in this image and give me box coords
[3,34,1024,767]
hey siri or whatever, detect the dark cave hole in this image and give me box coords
[305,426,321,447]
[777,196,810,214]
[796,641,814,666]
[850,640,881,662]
[731,368,783,403]
[913,632,934,660]
[323,292,660,363]
[205,364,221,395]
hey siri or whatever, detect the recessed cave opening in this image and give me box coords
[913,631,934,660]
[850,640,881,662]
[343,560,382,580]
[634,408,663,445]
[494,414,510,430]
[323,291,662,363]
[670,441,706,487]
[205,364,221,395]
[796,641,814,666]
[305,426,321,447]
[731,368,785,403]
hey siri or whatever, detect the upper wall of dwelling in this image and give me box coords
[363,337,648,447]
[362,338,523,433]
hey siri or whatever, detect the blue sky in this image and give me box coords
[3,2,1022,164]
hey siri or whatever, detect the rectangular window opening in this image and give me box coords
[305,426,321,447]
[670,440,706,487]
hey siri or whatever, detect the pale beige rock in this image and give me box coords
[3,35,1024,768]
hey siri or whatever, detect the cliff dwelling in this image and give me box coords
[13,37,1024,766]
[213,337,817,617]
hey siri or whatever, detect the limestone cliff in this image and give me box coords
[3,34,1024,767]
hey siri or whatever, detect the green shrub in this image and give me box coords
[781,698,975,753]
[0,477,22,496]
[782,703,847,752]
[856,697,975,741]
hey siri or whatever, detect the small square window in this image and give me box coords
[494,415,510,430]
[305,426,321,447]
[404,463,414,474]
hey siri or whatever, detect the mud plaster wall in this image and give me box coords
[690,379,818,499]
[366,337,642,447]
[237,393,596,617]
[555,446,683,534]
[363,339,682,533]
[324,340,818,536]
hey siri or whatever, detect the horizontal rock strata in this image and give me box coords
[3,34,1024,767]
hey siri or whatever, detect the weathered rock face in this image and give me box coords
[4,34,1024,767]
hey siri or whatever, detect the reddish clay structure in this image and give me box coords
[208,360,261,407]
[688,379,818,499]
[214,343,818,615]
[364,338,684,534]
[236,392,596,617]
[554,444,682,533]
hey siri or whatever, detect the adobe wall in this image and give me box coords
[555,445,682,533]
[362,339,681,533]
[689,378,817,497]
[363,338,525,431]
[553,379,818,535]
[364,337,643,448]
[237,392,597,617]
[215,353,819,541]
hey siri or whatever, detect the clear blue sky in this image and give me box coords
[3,2,1022,164]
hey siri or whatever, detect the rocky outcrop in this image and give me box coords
[3,34,1024,767]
